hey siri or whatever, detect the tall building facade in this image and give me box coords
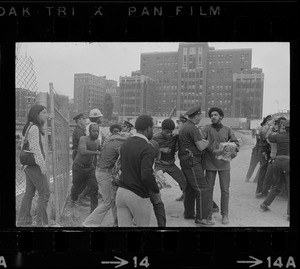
[119,72,155,116]
[207,47,253,117]
[140,52,179,117]
[105,80,120,115]
[177,43,209,115]
[140,43,264,119]
[73,73,117,117]
[232,68,264,119]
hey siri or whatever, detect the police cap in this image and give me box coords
[186,106,202,117]
[73,113,84,121]
[122,120,134,128]
[260,114,272,126]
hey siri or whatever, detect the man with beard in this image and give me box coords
[69,123,101,213]
[116,115,159,227]
[178,106,213,226]
[202,107,239,225]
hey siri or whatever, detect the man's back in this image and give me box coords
[119,136,158,198]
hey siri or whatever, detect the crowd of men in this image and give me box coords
[68,106,289,227]
[245,115,290,221]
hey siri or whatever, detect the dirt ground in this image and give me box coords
[60,131,289,228]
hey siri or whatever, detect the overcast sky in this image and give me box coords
[17,42,290,117]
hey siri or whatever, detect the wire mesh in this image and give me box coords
[15,54,41,223]
[50,105,71,221]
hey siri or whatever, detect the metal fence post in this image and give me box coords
[37,92,50,183]
[49,83,60,223]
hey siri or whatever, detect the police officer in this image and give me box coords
[121,120,134,133]
[72,113,86,161]
[178,106,214,226]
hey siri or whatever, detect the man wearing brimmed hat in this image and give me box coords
[121,120,134,133]
[86,108,105,147]
[72,113,86,161]
[260,119,290,221]
[178,106,213,226]
[201,107,239,225]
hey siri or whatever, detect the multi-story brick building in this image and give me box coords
[140,51,179,117]
[232,68,264,119]
[105,80,120,115]
[73,73,117,117]
[140,43,264,119]
[119,71,155,117]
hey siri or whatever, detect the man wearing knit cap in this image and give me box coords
[178,106,213,226]
[202,107,239,225]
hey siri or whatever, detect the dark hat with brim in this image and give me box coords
[260,115,272,126]
[122,120,134,128]
[186,106,202,117]
[73,113,84,121]
[208,107,224,118]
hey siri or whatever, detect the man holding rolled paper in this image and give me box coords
[201,107,239,225]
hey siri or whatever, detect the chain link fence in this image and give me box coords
[49,84,71,223]
[16,49,71,226]
[15,54,41,223]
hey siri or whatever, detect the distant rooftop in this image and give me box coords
[141,51,178,55]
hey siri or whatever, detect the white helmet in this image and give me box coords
[89,108,103,118]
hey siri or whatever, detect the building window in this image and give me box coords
[198,47,202,66]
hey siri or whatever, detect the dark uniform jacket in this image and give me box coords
[178,120,203,157]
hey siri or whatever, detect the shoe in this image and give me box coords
[213,207,219,213]
[195,219,215,226]
[184,215,196,220]
[260,203,270,211]
[222,215,229,225]
[256,192,267,198]
[176,193,184,202]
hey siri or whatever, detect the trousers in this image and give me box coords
[206,170,230,217]
[150,191,166,227]
[179,155,210,220]
[155,163,186,191]
[263,158,290,215]
[82,169,117,227]
[17,165,50,226]
[70,162,99,213]
[116,187,152,227]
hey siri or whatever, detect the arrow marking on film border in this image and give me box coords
[237,256,263,268]
[101,256,129,268]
